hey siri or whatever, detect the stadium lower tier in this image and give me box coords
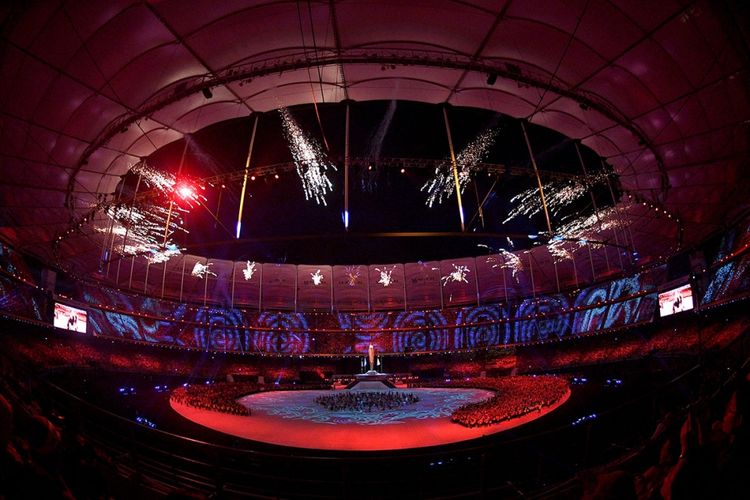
[1,302,749,498]
[2,304,747,381]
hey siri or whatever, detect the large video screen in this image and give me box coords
[658,284,694,317]
[54,302,87,333]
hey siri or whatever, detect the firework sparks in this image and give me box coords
[504,173,609,224]
[547,235,574,262]
[375,266,396,287]
[555,205,629,245]
[344,265,361,287]
[441,264,470,286]
[98,203,186,262]
[145,244,182,264]
[278,107,336,205]
[310,269,324,286]
[242,261,257,281]
[422,127,498,207]
[541,203,633,259]
[130,160,206,210]
[191,262,216,279]
[95,161,208,266]
[490,249,524,280]
[131,161,175,195]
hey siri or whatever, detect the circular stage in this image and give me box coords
[171,386,571,451]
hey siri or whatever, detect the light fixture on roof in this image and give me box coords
[202,87,213,99]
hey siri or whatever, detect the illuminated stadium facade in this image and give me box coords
[1,1,750,498]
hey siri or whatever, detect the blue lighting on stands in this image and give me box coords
[572,413,597,426]
[135,416,157,428]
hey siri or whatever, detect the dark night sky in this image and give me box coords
[141,100,613,265]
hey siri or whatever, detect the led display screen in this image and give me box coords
[658,284,694,317]
[54,302,87,333]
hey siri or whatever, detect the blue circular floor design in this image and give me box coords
[238,388,495,425]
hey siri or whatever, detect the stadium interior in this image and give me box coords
[1,1,750,498]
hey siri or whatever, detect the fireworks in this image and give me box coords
[98,203,186,262]
[375,266,396,287]
[95,160,214,266]
[130,160,207,209]
[242,261,257,281]
[490,249,524,280]
[131,161,175,195]
[555,205,629,244]
[547,235,574,262]
[191,262,216,279]
[310,269,324,286]
[541,204,633,259]
[145,244,182,264]
[504,173,608,224]
[422,127,498,207]
[344,265,361,287]
[441,264,470,286]
[278,107,336,205]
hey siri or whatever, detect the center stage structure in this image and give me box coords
[348,343,396,390]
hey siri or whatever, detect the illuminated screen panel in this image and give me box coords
[440,258,477,306]
[392,310,449,352]
[702,253,750,305]
[54,302,87,333]
[603,294,658,329]
[404,261,441,309]
[332,265,369,311]
[0,275,45,320]
[297,265,332,311]
[369,264,406,310]
[658,284,694,317]
[455,305,510,349]
[261,263,297,310]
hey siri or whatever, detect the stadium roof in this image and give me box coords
[1,0,749,283]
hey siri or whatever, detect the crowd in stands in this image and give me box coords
[1,311,747,384]
[579,371,750,499]
[517,315,750,373]
[424,376,569,428]
[0,326,328,383]
[1,352,119,499]
[314,391,419,412]
[169,382,258,416]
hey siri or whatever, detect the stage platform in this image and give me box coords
[171,387,570,451]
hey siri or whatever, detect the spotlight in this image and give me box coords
[274,174,279,179]
[486,72,497,86]
[202,87,213,99]
[400,168,405,174]
[176,184,195,199]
